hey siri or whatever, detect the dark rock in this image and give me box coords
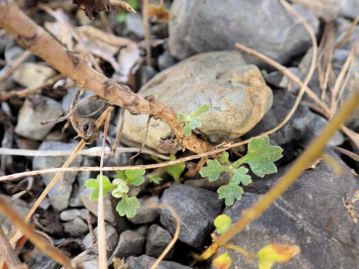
[169,0,319,64]
[28,253,60,269]
[129,196,160,224]
[127,255,192,269]
[63,217,88,237]
[160,184,222,248]
[146,224,173,258]
[113,230,145,258]
[213,149,359,269]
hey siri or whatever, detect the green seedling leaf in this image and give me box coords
[242,136,283,177]
[212,252,232,269]
[177,113,188,122]
[148,174,162,184]
[218,151,230,164]
[217,182,243,206]
[214,214,232,235]
[85,175,115,201]
[191,103,211,117]
[116,195,140,218]
[183,124,193,136]
[111,178,130,198]
[166,155,185,183]
[125,169,145,186]
[200,159,224,182]
[188,117,202,130]
[232,167,252,185]
[116,170,126,179]
[257,243,300,269]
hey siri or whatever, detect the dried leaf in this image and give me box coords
[73,0,111,19]
[257,243,300,269]
[212,253,232,269]
[148,4,171,22]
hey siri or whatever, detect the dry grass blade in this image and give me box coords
[0,226,25,269]
[334,147,359,162]
[0,49,31,82]
[336,16,359,48]
[143,0,152,65]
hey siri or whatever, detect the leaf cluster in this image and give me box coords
[177,104,211,136]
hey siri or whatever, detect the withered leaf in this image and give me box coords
[148,4,171,22]
[73,0,111,19]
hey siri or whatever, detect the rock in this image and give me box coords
[83,224,119,252]
[246,89,344,147]
[66,248,99,269]
[113,230,145,258]
[0,195,30,238]
[158,50,176,71]
[265,67,303,92]
[28,253,60,269]
[169,0,319,64]
[15,95,63,140]
[129,196,160,224]
[292,0,344,21]
[341,0,359,19]
[63,217,88,237]
[146,224,173,258]
[212,149,359,269]
[61,88,93,112]
[127,255,192,269]
[60,208,88,221]
[126,13,145,37]
[160,184,222,248]
[123,51,273,152]
[12,63,56,88]
[33,141,83,211]
[80,188,118,225]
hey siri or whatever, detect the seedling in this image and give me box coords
[200,136,283,206]
[177,103,211,136]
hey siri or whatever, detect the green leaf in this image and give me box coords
[128,0,139,10]
[200,159,224,182]
[116,170,126,179]
[214,214,232,235]
[191,103,211,117]
[116,12,128,24]
[257,244,300,269]
[111,178,130,198]
[116,195,140,218]
[243,136,283,178]
[125,169,145,186]
[217,183,243,206]
[148,174,162,184]
[212,252,232,269]
[188,117,202,130]
[166,156,185,183]
[177,113,188,122]
[218,151,230,164]
[85,175,115,201]
[183,123,193,136]
[232,167,252,185]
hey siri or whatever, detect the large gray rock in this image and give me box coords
[12,63,55,88]
[113,230,145,258]
[127,255,192,269]
[129,196,160,224]
[160,184,223,248]
[212,150,359,269]
[341,0,359,19]
[169,0,319,64]
[15,95,63,140]
[122,51,273,152]
[33,141,83,211]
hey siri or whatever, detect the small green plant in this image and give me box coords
[116,0,139,24]
[200,135,283,206]
[85,170,147,218]
[177,103,211,136]
[150,154,186,183]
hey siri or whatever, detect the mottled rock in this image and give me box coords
[127,255,192,269]
[146,224,173,258]
[123,51,273,152]
[15,95,63,140]
[160,184,222,248]
[64,217,88,237]
[113,230,145,258]
[212,150,359,269]
[12,63,56,88]
[83,224,119,252]
[129,196,160,224]
[33,141,82,211]
[169,0,319,64]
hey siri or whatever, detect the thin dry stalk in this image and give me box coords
[336,16,359,48]
[0,226,24,269]
[0,49,31,82]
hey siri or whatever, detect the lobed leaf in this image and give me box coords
[217,182,243,206]
[116,195,140,218]
[85,175,115,201]
[200,159,224,182]
[191,103,211,117]
[232,167,252,185]
[125,169,145,186]
[148,174,162,184]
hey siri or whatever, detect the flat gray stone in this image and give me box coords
[129,196,160,224]
[64,217,88,237]
[160,184,223,248]
[146,224,173,258]
[33,141,82,211]
[83,224,119,252]
[12,63,55,88]
[341,0,359,19]
[113,230,145,258]
[169,0,319,64]
[60,208,88,221]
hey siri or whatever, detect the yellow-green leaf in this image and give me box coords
[257,243,300,269]
[214,214,232,234]
[212,252,232,269]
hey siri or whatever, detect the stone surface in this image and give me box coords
[169,0,319,64]
[60,208,88,221]
[33,141,83,211]
[113,230,145,258]
[292,0,345,21]
[160,184,223,248]
[0,195,30,238]
[15,95,63,140]
[63,217,88,237]
[341,0,359,19]
[146,224,173,258]
[12,63,56,88]
[122,51,273,152]
[158,50,176,71]
[129,196,160,224]
[212,150,359,269]
[28,253,60,269]
[127,255,192,269]
[126,13,145,37]
[83,224,119,252]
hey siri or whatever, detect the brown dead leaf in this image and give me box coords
[73,0,111,19]
[148,4,171,22]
